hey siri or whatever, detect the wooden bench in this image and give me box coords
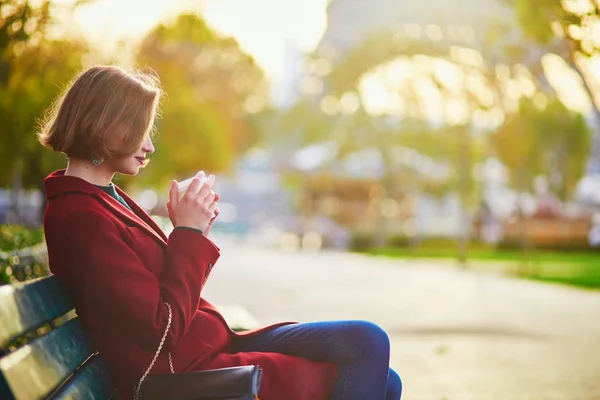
[502,218,591,248]
[0,276,115,399]
[0,276,260,399]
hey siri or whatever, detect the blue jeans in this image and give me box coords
[232,320,402,400]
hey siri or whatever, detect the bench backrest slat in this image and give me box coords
[53,354,116,400]
[0,313,97,399]
[0,277,73,349]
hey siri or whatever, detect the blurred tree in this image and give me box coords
[134,13,268,188]
[0,0,51,191]
[0,0,88,223]
[0,0,51,84]
[0,38,87,185]
[491,95,589,268]
[503,0,600,174]
[493,96,590,201]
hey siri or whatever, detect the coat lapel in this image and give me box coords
[93,187,168,246]
[44,170,168,246]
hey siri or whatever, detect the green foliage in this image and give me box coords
[513,0,561,44]
[505,0,599,56]
[492,96,590,198]
[503,0,600,174]
[0,0,88,189]
[367,244,600,288]
[0,225,48,286]
[134,13,267,188]
[0,38,87,188]
[0,0,51,84]
[529,268,600,289]
[0,224,44,251]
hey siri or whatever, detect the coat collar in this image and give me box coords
[44,170,168,245]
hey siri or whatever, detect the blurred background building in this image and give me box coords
[318,0,514,57]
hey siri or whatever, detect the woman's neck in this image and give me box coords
[65,158,114,186]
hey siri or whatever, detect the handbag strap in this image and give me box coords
[134,302,175,400]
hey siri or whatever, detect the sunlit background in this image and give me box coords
[2,0,600,398]
[56,0,329,92]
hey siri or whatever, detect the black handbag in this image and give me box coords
[135,302,262,400]
[138,366,262,400]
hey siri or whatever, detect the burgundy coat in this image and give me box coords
[43,170,337,400]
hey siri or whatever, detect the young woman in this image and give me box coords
[39,65,402,400]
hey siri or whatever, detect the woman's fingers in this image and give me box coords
[196,175,215,205]
[167,181,179,226]
[203,190,216,207]
[183,171,206,200]
[168,180,178,209]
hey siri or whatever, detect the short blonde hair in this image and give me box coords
[38,65,162,160]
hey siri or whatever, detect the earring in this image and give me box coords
[91,157,104,166]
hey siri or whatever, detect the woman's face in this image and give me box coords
[107,134,155,176]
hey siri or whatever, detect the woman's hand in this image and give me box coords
[202,196,220,237]
[167,171,219,233]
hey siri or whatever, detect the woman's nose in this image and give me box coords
[142,136,155,154]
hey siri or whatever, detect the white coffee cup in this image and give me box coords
[177,175,209,200]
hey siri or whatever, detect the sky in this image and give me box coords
[60,0,329,82]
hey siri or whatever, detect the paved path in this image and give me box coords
[203,237,600,400]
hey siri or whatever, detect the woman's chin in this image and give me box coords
[117,166,140,176]
[118,159,149,176]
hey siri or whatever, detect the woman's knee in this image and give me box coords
[387,368,402,399]
[342,320,390,357]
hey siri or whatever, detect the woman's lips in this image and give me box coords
[135,157,145,165]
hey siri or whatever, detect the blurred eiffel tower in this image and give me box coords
[317,0,517,61]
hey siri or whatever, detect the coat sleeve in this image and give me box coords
[61,209,220,350]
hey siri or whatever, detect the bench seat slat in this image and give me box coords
[0,277,73,349]
[53,354,115,400]
[0,318,95,400]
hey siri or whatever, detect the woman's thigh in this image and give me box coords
[386,368,402,400]
[232,320,390,365]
